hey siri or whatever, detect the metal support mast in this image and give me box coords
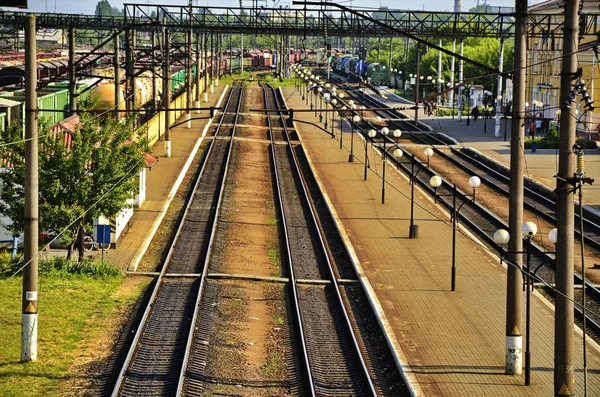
[506,0,527,376]
[163,26,171,157]
[68,27,76,115]
[494,38,505,138]
[21,14,39,363]
[555,1,579,395]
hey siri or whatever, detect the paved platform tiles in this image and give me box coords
[283,87,600,396]
[103,85,228,271]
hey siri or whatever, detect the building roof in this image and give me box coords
[530,0,600,12]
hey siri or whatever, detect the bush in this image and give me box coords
[524,130,597,149]
[0,251,19,278]
[0,255,121,279]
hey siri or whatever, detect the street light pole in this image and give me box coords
[331,98,338,138]
[381,127,389,204]
[430,175,481,290]
[350,114,360,162]
[366,129,376,180]
[494,222,538,386]
[392,147,432,238]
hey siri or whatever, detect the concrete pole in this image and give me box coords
[125,29,133,115]
[229,35,233,76]
[414,43,420,124]
[210,34,214,94]
[186,20,192,128]
[68,27,76,115]
[555,1,579,394]
[457,40,464,121]
[494,38,505,138]
[22,14,39,363]
[204,33,208,102]
[131,32,136,117]
[163,27,171,157]
[114,33,120,119]
[450,39,456,108]
[506,0,527,376]
[152,31,157,116]
[195,32,201,113]
[215,34,223,87]
[437,39,442,105]
[241,34,244,74]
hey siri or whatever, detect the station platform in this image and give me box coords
[102,84,228,271]
[282,87,600,396]
[377,89,600,207]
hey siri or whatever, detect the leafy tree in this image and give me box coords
[0,109,148,261]
[95,0,113,17]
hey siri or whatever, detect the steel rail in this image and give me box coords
[268,83,377,395]
[110,84,237,397]
[176,83,244,395]
[261,82,316,397]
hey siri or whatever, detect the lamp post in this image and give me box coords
[393,129,401,146]
[331,98,338,138]
[323,92,331,129]
[366,129,376,180]
[430,174,481,290]
[380,127,389,204]
[339,105,347,148]
[394,147,433,238]
[350,114,361,162]
[317,86,323,121]
[493,222,539,386]
[304,76,309,103]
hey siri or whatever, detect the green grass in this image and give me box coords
[261,352,283,374]
[0,263,143,397]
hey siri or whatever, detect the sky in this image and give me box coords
[8,0,545,15]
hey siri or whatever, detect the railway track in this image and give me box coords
[264,83,378,395]
[110,83,243,397]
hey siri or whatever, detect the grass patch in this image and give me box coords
[0,260,143,397]
[266,217,278,226]
[273,315,285,326]
[261,352,283,374]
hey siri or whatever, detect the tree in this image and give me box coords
[95,0,113,17]
[0,111,148,260]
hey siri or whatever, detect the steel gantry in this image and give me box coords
[0,4,599,40]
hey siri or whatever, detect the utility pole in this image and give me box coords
[555,1,579,395]
[195,32,201,113]
[494,38,505,138]
[68,27,76,115]
[186,3,192,128]
[163,26,171,157]
[414,43,420,124]
[22,14,39,363]
[457,40,464,121]
[450,39,456,109]
[113,32,120,119]
[506,0,527,376]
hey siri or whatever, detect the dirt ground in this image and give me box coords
[202,87,289,395]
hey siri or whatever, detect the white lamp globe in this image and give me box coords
[468,176,481,189]
[393,148,403,158]
[424,147,434,158]
[494,229,510,245]
[393,129,402,138]
[353,115,361,123]
[522,222,538,237]
[548,228,558,244]
[368,129,377,138]
[430,175,442,188]
[381,127,389,135]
